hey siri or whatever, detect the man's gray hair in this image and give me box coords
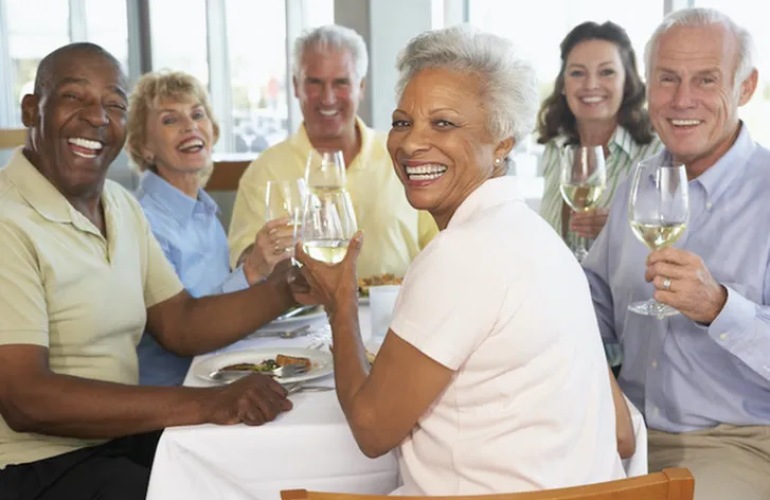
[292,25,369,81]
[644,7,756,89]
[395,25,538,144]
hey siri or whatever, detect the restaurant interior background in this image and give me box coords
[1,0,766,221]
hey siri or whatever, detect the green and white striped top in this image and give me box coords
[538,126,663,243]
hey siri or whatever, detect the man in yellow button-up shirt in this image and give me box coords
[228,25,437,279]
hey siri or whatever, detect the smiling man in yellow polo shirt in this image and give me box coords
[228,25,437,279]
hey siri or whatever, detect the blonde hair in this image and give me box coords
[126,70,220,182]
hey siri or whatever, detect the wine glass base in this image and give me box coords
[628,299,679,319]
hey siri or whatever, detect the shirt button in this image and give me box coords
[719,333,729,341]
[651,360,658,369]
[706,201,713,210]
[653,407,660,416]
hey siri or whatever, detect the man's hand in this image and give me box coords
[290,231,363,315]
[645,247,727,324]
[242,218,296,285]
[205,373,292,426]
[569,208,609,239]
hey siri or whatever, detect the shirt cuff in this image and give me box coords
[221,265,251,293]
[707,285,755,347]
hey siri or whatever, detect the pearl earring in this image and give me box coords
[494,158,502,166]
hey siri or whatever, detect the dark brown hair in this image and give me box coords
[536,21,654,145]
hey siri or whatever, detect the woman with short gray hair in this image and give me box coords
[292,25,627,495]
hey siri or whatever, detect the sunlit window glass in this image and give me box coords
[692,0,770,146]
[84,0,129,71]
[150,0,209,84]
[5,0,69,124]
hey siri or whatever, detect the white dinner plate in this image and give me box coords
[193,347,333,385]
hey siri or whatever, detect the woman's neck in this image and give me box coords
[576,119,617,148]
[156,168,200,199]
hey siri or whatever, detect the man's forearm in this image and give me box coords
[3,373,211,439]
[151,273,297,356]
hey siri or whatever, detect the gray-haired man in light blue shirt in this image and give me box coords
[583,7,770,500]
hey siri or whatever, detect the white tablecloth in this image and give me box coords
[146,306,648,500]
[146,307,399,500]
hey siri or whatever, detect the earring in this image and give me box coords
[494,158,502,166]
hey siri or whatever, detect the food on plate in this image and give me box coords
[276,353,312,371]
[358,273,403,296]
[220,353,311,374]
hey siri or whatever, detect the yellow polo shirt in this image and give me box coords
[227,118,438,278]
[0,148,183,468]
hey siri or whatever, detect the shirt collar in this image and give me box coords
[3,147,81,224]
[448,176,523,228]
[288,116,375,171]
[689,122,755,204]
[608,126,636,159]
[137,170,218,225]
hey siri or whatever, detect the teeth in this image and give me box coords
[68,137,103,150]
[319,109,338,116]
[580,96,604,103]
[404,164,447,181]
[179,138,204,150]
[73,150,97,159]
[671,119,701,126]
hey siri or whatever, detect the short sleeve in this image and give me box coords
[0,221,49,346]
[390,231,505,370]
[228,158,268,268]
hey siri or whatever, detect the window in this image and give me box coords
[692,0,770,146]
[149,0,209,84]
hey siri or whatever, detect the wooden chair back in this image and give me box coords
[206,159,251,191]
[0,128,26,149]
[281,468,694,500]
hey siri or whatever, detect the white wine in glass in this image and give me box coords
[559,145,607,261]
[300,189,357,264]
[627,158,689,318]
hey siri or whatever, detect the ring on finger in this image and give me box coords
[662,277,672,291]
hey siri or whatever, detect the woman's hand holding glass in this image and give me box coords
[627,158,689,318]
[559,145,607,262]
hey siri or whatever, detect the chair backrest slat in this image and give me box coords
[280,468,694,500]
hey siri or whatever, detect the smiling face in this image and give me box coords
[141,96,215,181]
[563,39,626,127]
[293,47,364,148]
[22,49,128,198]
[387,68,513,229]
[647,24,756,177]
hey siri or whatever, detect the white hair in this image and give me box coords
[292,25,369,82]
[395,25,538,145]
[644,7,756,90]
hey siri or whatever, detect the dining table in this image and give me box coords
[146,303,648,500]
[145,304,400,500]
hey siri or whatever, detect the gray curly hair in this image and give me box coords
[292,25,369,82]
[644,8,756,91]
[394,25,538,145]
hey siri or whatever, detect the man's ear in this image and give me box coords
[358,77,366,101]
[494,136,515,161]
[292,75,300,99]
[738,68,758,106]
[20,94,39,128]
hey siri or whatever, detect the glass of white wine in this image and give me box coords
[559,145,607,262]
[300,189,358,264]
[628,158,689,318]
[265,179,308,260]
[305,149,346,190]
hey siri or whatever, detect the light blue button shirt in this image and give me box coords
[135,171,249,386]
[583,124,770,433]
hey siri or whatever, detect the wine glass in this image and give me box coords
[559,145,607,262]
[299,190,357,264]
[627,158,689,318]
[305,149,346,189]
[265,179,308,259]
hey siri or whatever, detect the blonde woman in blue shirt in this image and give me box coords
[537,21,662,248]
[126,71,294,385]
